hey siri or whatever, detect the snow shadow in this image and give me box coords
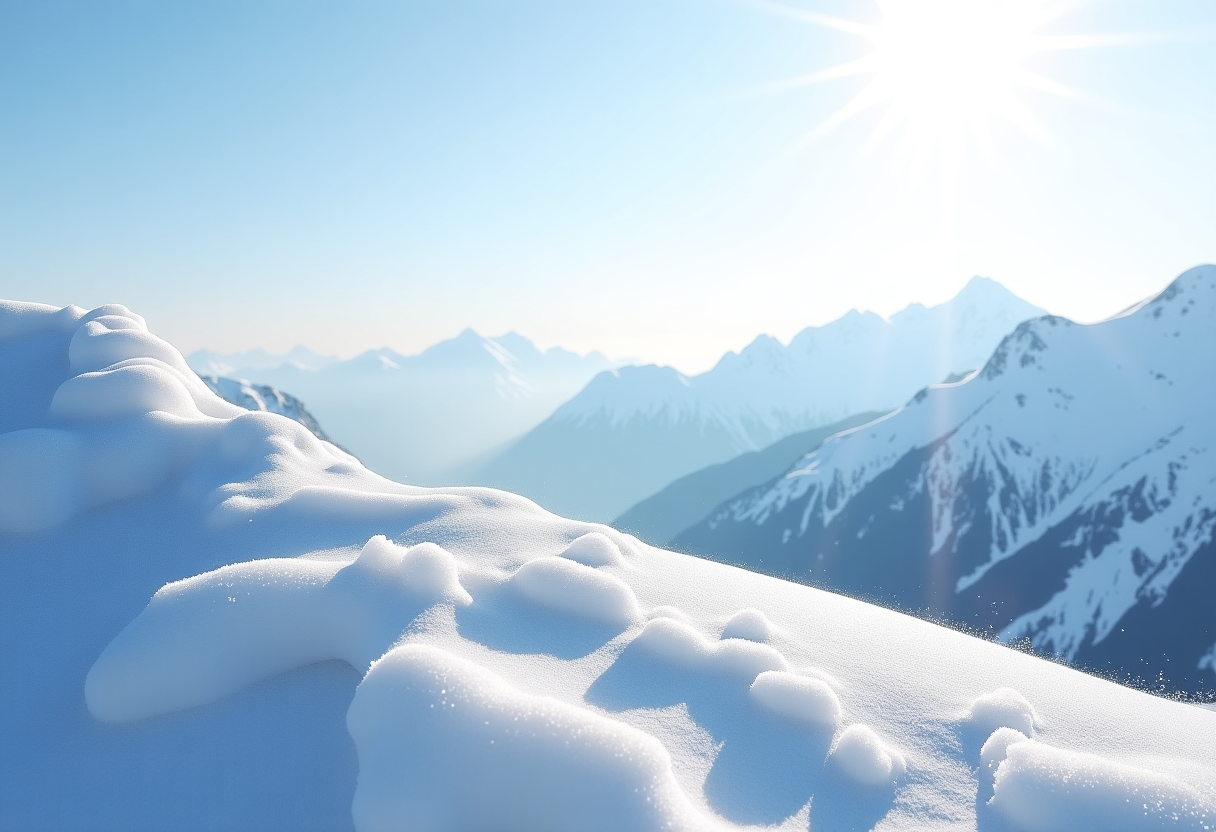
[809,764,900,832]
[586,636,833,826]
[455,584,627,660]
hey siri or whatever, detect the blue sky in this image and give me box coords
[2,0,1214,371]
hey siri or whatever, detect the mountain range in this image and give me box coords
[191,330,617,485]
[474,277,1045,522]
[675,266,1216,696]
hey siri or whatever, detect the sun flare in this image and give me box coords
[759,0,1125,176]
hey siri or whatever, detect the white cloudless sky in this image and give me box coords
[1,0,1213,372]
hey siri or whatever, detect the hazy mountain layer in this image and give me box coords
[477,277,1044,522]
[206,330,617,485]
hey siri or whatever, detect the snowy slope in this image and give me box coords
[199,374,335,444]
[477,277,1044,522]
[208,329,616,485]
[677,266,1216,696]
[614,412,887,547]
[2,297,1213,832]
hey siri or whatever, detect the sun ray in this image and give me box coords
[745,57,879,98]
[746,0,878,39]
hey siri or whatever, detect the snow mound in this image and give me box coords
[347,644,706,832]
[560,531,625,567]
[829,723,906,787]
[967,686,1040,738]
[0,302,263,535]
[721,607,775,642]
[508,556,640,627]
[632,616,789,679]
[749,670,841,730]
[86,536,470,721]
[981,729,1216,831]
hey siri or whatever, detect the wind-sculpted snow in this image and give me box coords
[680,265,1216,694]
[508,556,640,627]
[86,536,471,722]
[560,531,626,567]
[348,644,707,832]
[965,687,1041,739]
[981,729,1216,831]
[748,670,841,729]
[3,292,1216,831]
[828,723,906,787]
[721,607,776,642]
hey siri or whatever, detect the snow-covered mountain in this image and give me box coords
[676,266,1216,696]
[476,277,1045,522]
[208,330,617,485]
[1,297,1213,831]
[613,412,887,547]
[199,375,334,444]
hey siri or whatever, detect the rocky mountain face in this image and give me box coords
[675,266,1216,696]
[199,375,334,444]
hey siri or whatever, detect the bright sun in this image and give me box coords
[761,0,1121,176]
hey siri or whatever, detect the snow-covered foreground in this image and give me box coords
[1,299,1214,831]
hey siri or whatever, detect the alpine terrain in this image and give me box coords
[200,375,335,444]
[676,266,1216,696]
[2,294,1213,832]
[477,277,1044,522]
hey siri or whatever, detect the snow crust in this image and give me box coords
[982,729,1215,831]
[348,644,706,832]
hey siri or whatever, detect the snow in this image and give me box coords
[348,644,706,832]
[2,294,1215,831]
[981,730,1215,831]
[560,530,626,567]
[966,687,1041,738]
[508,556,640,627]
[828,723,906,787]
[721,607,776,642]
[749,670,842,729]
[630,616,789,678]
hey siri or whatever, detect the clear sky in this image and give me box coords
[2,0,1213,372]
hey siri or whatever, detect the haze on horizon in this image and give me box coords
[2,0,1213,373]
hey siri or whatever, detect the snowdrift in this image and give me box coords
[0,296,1213,831]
